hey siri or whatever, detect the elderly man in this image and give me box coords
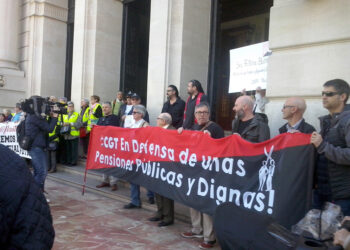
[148,113,175,227]
[96,102,120,191]
[112,91,124,116]
[232,95,270,143]
[11,103,23,123]
[311,79,350,216]
[279,97,315,134]
[180,102,224,249]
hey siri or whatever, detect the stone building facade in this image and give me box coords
[0,0,349,136]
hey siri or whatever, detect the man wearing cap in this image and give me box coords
[119,91,133,127]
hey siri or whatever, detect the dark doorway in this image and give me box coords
[120,0,151,105]
[208,0,273,130]
[64,0,75,100]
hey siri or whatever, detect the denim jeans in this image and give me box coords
[130,183,154,206]
[313,190,350,216]
[29,147,48,190]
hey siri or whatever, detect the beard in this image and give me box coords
[236,109,245,120]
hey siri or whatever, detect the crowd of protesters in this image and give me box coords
[0,78,349,249]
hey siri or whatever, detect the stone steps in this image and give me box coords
[47,160,191,223]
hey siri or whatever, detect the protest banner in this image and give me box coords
[86,126,314,227]
[0,122,31,159]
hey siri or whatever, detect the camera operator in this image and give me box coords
[334,216,350,250]
[25,96,58,191]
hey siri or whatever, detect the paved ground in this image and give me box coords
[46,179,221,250]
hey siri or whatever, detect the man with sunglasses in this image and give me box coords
[279,97,315,134]
[311,79,350,216]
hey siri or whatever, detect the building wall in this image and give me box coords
[146,0,211,125]
[266,0,350,136]
[70,0,123,107]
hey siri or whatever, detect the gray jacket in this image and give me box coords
[317,104,350,199]
[232,115,270,143]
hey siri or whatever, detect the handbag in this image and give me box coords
[79,127,87,138]
[48,141,58,151]
[60,125,71,135]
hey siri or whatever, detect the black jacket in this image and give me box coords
[97,114,119,127]
[232,116,270,143]
[162,98,186,129]
[279,119,316,134]
[0,144,55,249]
[182,94,208,129]
[316,104,350,200]
[25,114,57,148]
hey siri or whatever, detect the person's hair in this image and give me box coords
[117,91,123,96]
[0,113,5,119]
[190,79,204,93]
[59,97,67,103]
[82,98,89,105]
[91,95,100,102]
[159,113,172,125]
[15,103,21,109]
[168,85,179,97]
[67,101,74,106]
[195,102,210,115]
[102,101,112,107]
[133,105,146,118]
[323,79,350,104]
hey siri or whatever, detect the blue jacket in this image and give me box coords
[25,114,58,148]
[0,144,55,249]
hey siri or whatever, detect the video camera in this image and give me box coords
[20,96,67,117]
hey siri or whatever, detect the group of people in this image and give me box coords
[1,77,349,249]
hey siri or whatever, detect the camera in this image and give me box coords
[20,96,67,117]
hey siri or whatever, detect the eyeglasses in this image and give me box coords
[156,117,163,120]
[167,89,173,92]
[132,111,140,114]
[195,111,209,115]
[282,105,295,109]
[322,91,339,97]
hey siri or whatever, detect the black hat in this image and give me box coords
[131,93,140,99]
[126,91,133,98]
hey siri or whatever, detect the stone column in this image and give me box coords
[146,0,211,125]
[71,0,123,107]
[0,0,19,69]
[266,0,350,136]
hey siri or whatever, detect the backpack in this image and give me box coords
[16,117,33,150]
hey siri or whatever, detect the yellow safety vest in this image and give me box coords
[81,107,90,124]
[63,111,80,137]
[87,103,101,132]
[48,118,60,142]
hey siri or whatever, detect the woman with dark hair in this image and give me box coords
[161,85,185,128]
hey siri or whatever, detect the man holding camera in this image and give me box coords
[25,97,58,191]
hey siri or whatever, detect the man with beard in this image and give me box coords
[161,85,185,128]
[232,95,270,143]
[182,79,208,129]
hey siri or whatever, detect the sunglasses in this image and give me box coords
[322,91,339,97]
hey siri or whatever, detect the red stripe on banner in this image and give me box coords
[86,126,312,170]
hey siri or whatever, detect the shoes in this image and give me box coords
[199,240,216,249]
[148,197,155,204]
[158,221,173,227]
[123,203,141,209]
[181,232,203,238]
[148,216,161,222]
[48,168,56,173]
[96,182,110,188]
[111,184,118,191]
